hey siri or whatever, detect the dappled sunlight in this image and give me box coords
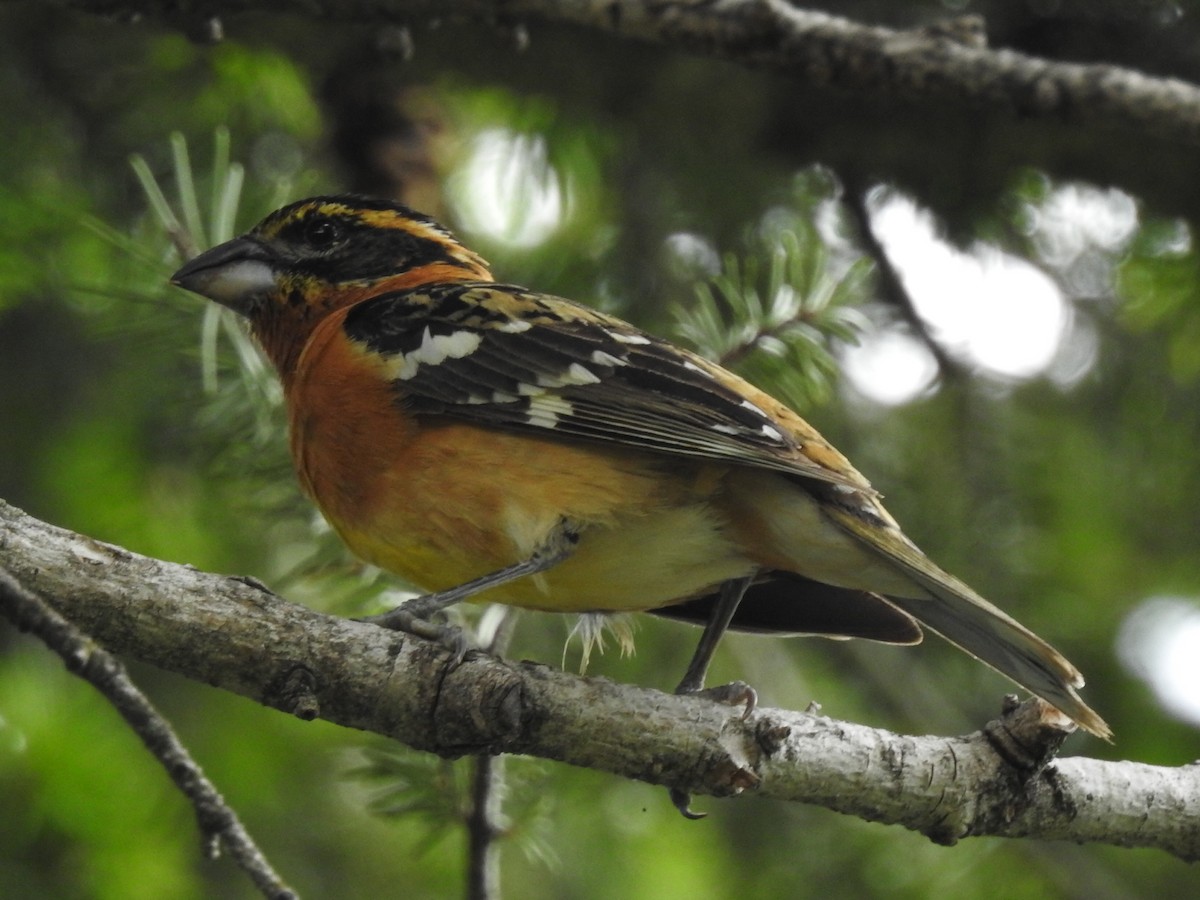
[1022,182,1139,271]
[845,184,1138,405]
[1117,596,1200,726]
[869,192,1068,380]
[450,127,566,248]
[1045,312,1101,389]
[664,231,721,278]
[841,326,939,406]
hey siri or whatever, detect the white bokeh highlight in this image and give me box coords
[841,328,939,406]
[1022,183,1139,269]
[1117,597,1200,726]
[451,128,566,248]
[870,193,1068,379]
[842,184,1140,404]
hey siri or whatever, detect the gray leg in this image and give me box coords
[363,521,579,642]
[674,574,755,697]
[671,573,757,819]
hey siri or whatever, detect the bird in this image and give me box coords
[170,195,1110,747]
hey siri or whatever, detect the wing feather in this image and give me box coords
[343,283,866,488]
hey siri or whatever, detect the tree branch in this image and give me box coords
[0,565,296,900]
[37,0,1200,148]
[1,497,1196,860]
[466,607,516,900]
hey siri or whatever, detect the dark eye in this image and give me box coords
[303,218,343,250]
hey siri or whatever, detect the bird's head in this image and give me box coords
[171,195,493,378]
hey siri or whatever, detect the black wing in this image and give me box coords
[343,282,868,488]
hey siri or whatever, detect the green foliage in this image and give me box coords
[675,213,870,409]
[1118,218,1200,379]
[131,129,283,411]
[440,82,621,300]
[352,748,474,849]
[348,745,557,866]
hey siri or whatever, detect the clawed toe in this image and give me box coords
[669,788,706,820]
[666,678,758,818]
[683,680,758,719]
[360,607,471,665]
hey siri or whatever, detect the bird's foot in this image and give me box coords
[668,679,759,819]
[360,602,471,666]
[679,680,758,719]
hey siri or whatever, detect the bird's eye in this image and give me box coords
[303,219,343,250]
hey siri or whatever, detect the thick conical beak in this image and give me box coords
[170,237,277,316]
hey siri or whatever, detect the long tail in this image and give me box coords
[825,506,1112,739]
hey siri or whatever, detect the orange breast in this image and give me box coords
[284,309,755,608]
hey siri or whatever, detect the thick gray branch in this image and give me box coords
[1,497,1197,859]
[38,0,1200,147]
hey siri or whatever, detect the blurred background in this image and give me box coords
[1,1,1199,897]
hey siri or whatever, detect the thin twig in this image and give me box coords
[0,567,297,900]
[716,309,814,370]
[467,752,505,899]
[466,609,518,900]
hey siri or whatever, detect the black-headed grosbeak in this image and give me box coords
[171,196,1109,740]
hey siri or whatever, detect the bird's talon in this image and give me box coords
[392,592,449,621]
[230,573,275,594]
[441,626,471,667]
[679,680,758,719]
[669,787,707,820]
[360,607,472,662]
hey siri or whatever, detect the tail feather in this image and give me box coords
[655,573,923,644]
[825,506,1112,739]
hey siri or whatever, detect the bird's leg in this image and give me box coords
[674,573,756,702]
[670,573,757,819]
[363,520,580,651]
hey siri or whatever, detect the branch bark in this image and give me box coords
[2,497,1197,860]
[37,0,1200,148]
